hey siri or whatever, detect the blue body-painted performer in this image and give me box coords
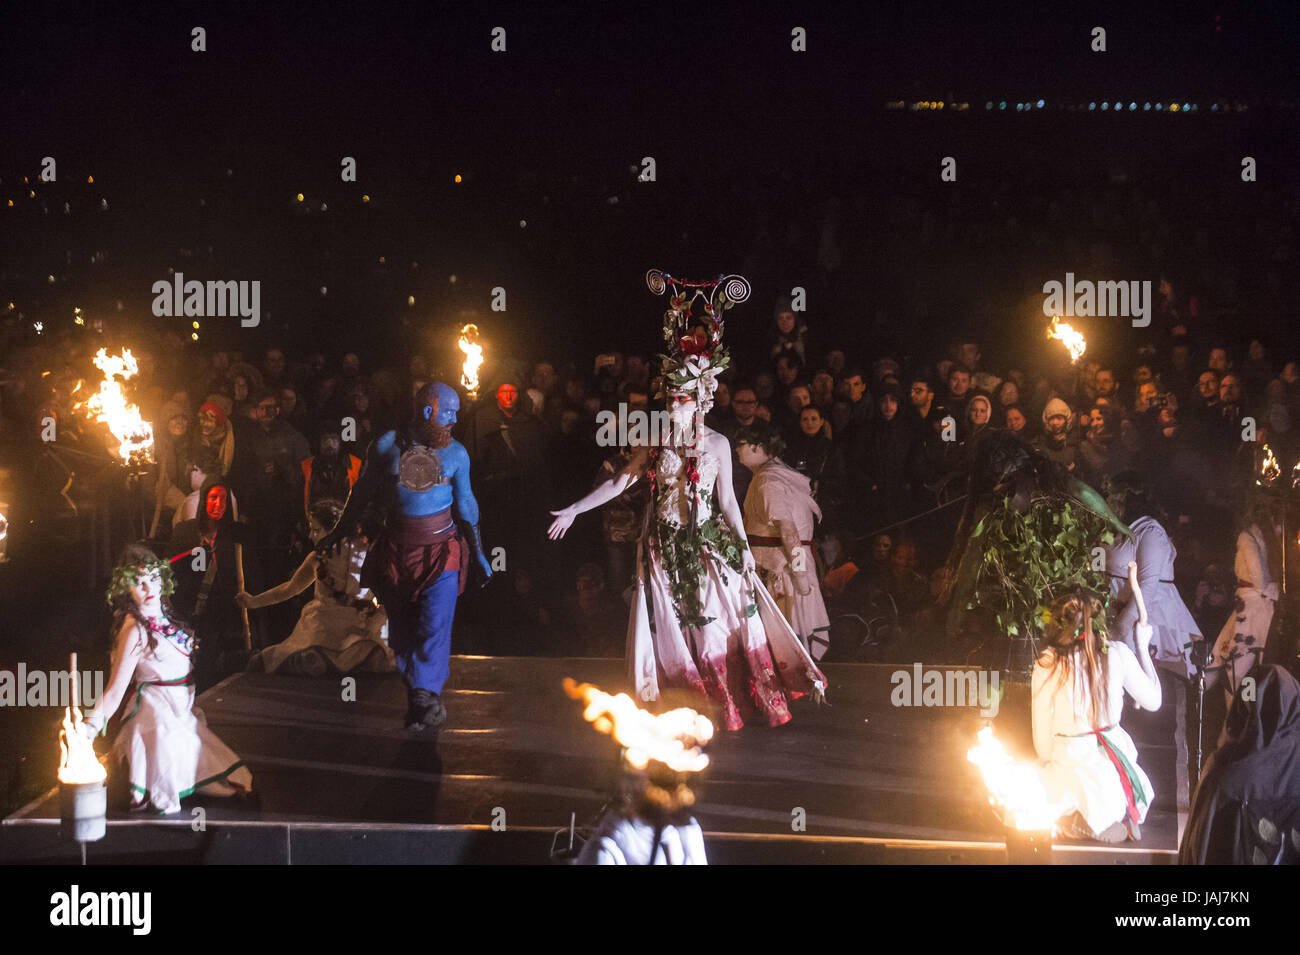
[317,382,492,730]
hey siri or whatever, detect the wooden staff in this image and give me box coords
[234,541,251,650]
[1127,561,1148,625]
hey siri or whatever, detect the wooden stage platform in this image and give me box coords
[1,657,1180,864]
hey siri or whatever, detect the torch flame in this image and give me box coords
[564,678,713,773]
[72,348,155,464]
[967,726,1066,832]
[1257,443,1280,487]
[458,323,483,399]
[1046,316,1087,363]
[58,706,106,785]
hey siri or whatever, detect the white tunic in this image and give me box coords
[742,460,831,661]
[1031,641,1160,836]
[1105,516,1201,677]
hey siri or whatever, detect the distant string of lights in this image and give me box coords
[888,99,1255,113]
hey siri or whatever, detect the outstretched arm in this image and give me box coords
[548,448,647,540]
[238,552,319,609]
[84,618,146,735]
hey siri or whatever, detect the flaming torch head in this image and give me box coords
[73,347,155,464]
[458,324,483,400]
[1258,443,1280,487]
[58,706,106,786]
[564,678,713,822]
[1046,316,1087,364]
[967,725,1066,832]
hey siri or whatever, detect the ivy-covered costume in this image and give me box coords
[628,446,826,730]
[88,613,251,814]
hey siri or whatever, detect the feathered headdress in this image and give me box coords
[647,270,751,413]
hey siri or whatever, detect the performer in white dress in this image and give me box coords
[1102,472,1201,677]
[549,272,826,730]
[85,544,252,814]
[735,428,831,661]
[1032,591,1161,841]
[239,501,393,676]
[1209,505,1281,696]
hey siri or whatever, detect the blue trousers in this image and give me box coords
[381,569,460,695]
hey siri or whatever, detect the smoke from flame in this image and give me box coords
[58,706,106,785]
[1046,316,1087,363]
[564,678,713,773]
[458,324,483,399]
[72,347,155,464]
[967,726,1065,831]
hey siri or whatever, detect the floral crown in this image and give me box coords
[106,554,176,606]
[647,270,751,414]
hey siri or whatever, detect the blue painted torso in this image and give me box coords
[372,430,478,522]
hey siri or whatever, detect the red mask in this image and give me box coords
[496,384,518,414]
[205,486,228,521]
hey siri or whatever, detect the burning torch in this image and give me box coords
[458,324,483,400]
[58,653,107,860]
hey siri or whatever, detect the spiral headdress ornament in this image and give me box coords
[646,270,750,414]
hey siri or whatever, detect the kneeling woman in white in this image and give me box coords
[86,544,252,814]
[1032,591,1162,842]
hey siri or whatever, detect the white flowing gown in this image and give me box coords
[256,540,394,675]
[628,447,827,731]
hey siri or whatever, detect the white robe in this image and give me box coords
[1032,641,1161,836]
[1212,525,1277,691]
[255,540,394,675]
[1105,516,1201,678]
[575,814,707,865]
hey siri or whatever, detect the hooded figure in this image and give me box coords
[1179,665,1300,864]
[170,474,250,690]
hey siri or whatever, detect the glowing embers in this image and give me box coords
[458,323,483,399]
[72,348,155,464]
[1046,315,1086,363]
[967,725,1065,832]
[563,678,713,773]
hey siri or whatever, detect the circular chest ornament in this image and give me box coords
[398,445,444,492]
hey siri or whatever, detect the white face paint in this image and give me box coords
[130,568,165,618]
[736,442,768,470]
[669,393,698,444]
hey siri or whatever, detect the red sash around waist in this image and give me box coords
[361,510,466,600]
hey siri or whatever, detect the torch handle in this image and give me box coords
[1128,561,1149,625]
[234,542,252,651]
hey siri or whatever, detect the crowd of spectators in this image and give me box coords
[0,279,1290,665]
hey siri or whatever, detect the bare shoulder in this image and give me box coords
[116,615,148,655]
[700,427,731,457]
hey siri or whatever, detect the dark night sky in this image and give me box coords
[2,1,1298,365]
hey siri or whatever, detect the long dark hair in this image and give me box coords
[1039,591,1111,730]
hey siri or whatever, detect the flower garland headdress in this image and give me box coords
[106,553,176,606]
[646,270,751,414]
